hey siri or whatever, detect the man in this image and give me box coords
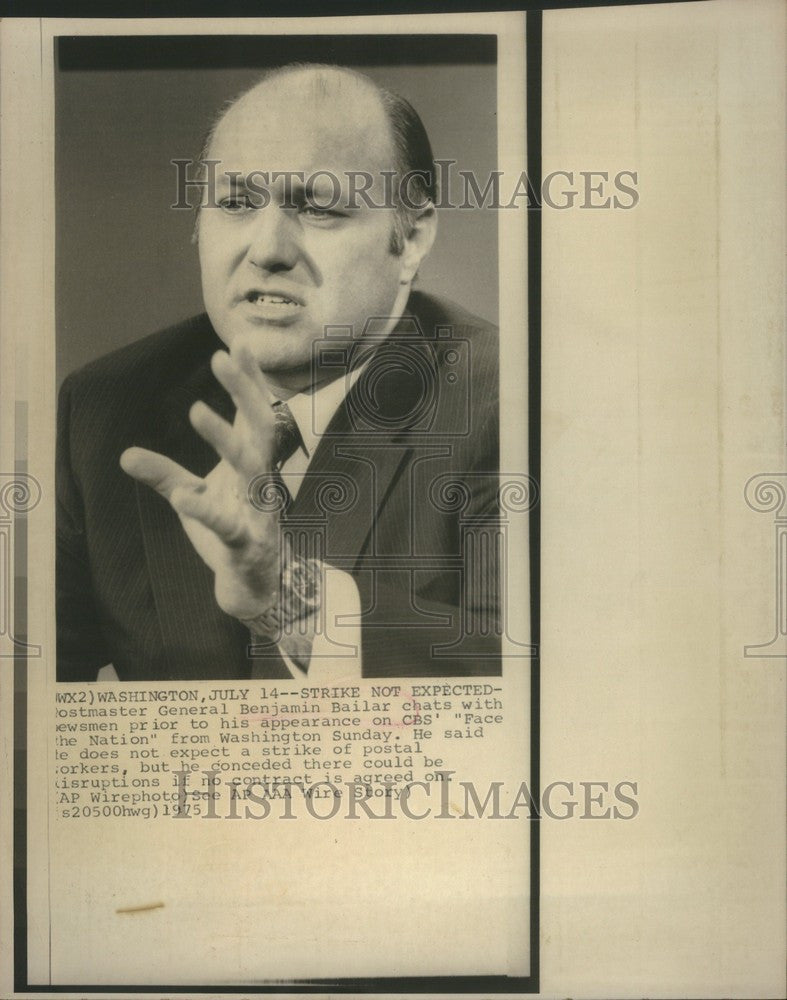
[56,63,501,682]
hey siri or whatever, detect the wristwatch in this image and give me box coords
[241,557,321,637]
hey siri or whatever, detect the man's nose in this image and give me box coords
[246,205,301,272]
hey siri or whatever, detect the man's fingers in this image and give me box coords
[170,485,244,546]
[211,350,274,449]
[120,447,202,499]
[189,401,246,468]
[235,344,273,399]
[189,399,272,482]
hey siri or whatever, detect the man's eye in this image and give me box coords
[218,196,255,213]
[300,205,339,221]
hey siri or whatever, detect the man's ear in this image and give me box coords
[398,205,437,284]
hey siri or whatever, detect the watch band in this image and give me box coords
[240,557,322,637]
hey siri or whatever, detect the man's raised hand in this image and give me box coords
[120,345,283,622]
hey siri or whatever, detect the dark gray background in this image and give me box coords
[56,35,500,386]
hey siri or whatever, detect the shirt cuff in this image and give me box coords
[277,565,362,680]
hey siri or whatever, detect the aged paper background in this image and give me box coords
[1,0,785,997]
[540,1,785,996]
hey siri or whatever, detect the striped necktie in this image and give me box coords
[272,400,303,470]
[247,401,307,679]
[262,400,303,515]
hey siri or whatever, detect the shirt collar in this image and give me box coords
[282,363,365,460]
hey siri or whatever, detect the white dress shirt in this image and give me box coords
[276,364,365,499]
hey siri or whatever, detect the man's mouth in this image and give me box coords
[239,290,305,324]
[245,292,302,307]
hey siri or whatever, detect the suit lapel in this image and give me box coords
[286,303,438,569]
[286,393,412,569]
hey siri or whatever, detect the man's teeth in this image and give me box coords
[251,294,298,305]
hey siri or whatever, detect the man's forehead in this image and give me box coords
[208,72,394,175]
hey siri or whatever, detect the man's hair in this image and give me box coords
[195,62,437,256]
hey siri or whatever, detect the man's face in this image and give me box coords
[198,77,408,389]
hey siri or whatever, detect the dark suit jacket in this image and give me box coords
[56,291,501,681]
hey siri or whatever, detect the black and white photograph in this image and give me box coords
[54,33,522,683]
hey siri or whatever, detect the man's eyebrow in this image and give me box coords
[299,173,361,209]
[212,172,330,191]
[301,175,345,195]
[214,172,263,191]
[212,169,357,208]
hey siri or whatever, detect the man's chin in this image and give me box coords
[242,349,316,395]
[225,328,316,372]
